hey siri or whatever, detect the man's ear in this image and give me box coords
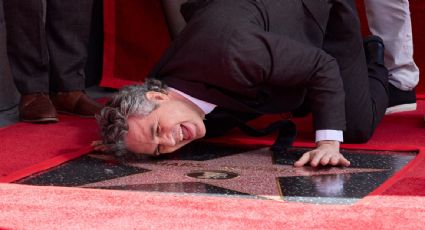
[145,91,169,102]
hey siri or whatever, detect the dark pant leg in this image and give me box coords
[46,0,93,92]
[3,0,49,94]
[324,0,389,143]
[0,0,19,110]
[161,0,188,39]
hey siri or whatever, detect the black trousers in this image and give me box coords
[0,0,19,110]
[322,0,389,143]
[3,0,93,94]
[263,0,389,143]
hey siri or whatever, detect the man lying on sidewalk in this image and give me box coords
[96,0,389,167]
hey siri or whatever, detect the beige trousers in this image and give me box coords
[364,0,420,91]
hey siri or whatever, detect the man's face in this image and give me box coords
[124,91,206,155]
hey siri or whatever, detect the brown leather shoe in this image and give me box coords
[19,93,58,123]
[50,91,103,117]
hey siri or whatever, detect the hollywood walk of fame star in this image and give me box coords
[83,148,388,200]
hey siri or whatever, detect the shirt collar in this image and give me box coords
[168,87,217,114]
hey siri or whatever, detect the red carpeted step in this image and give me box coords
[1,183,425,229]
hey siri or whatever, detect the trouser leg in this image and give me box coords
[160,0,188,39]
[364,0,419,91]
[324,0,388,143]
[0,0,19,110]
[3,0,49,94]
[46,0,93,92]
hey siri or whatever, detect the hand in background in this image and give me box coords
[91,140,110,152]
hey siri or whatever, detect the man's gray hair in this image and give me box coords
[96,79,168,157]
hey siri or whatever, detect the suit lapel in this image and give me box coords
[301,0,331,34]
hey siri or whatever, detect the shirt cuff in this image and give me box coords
[315,130,343,142]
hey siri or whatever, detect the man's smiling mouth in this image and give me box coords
[180,124,192,141]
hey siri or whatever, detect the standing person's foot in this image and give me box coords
[50,91,103,117]
[385,84,417,114]
[364,35,385,66]
[19,93,58,123]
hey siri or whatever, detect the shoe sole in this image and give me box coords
[21,117,59,123]
[385,103,417,115]
[56,110,95,118]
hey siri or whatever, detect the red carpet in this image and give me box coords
[0,183,425,229]
[0,115,98,183]
[100,0,170,88]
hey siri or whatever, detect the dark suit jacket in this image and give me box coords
[150,0,358,135]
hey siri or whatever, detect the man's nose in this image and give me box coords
[158,133,176,146]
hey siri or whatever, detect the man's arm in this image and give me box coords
[228,28,346,131]
[227,28,348,166]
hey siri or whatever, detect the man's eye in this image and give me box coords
[156,125,161,136]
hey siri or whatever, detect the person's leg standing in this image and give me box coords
[3,0,49,94]
[364,0,419,114]
[323,0,389,143]
[0,0,19,112]
[47,0,102,116]
[3,0,58,122]
[46,0,93,92]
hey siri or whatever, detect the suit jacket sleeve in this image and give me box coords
[226,27,346,131]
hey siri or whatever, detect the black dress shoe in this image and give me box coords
[386,84,417,114]
[364,35,385,66]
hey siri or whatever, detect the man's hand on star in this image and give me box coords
[294,140,350,167]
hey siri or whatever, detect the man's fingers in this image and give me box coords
[91,140,111,152]
[320,154,331,166]
[91,140,103,146]
[339,156,351,167]
[295,151,350,168]
[329,154,350,166]
[330,155,340,165]
[94,145,108,151]
[310,151,325,167]
[294,152,312,167]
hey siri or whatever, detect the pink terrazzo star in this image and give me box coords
[83,148,387,200]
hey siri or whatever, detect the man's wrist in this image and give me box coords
[317,140,340,145]
[315,130,343,142]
